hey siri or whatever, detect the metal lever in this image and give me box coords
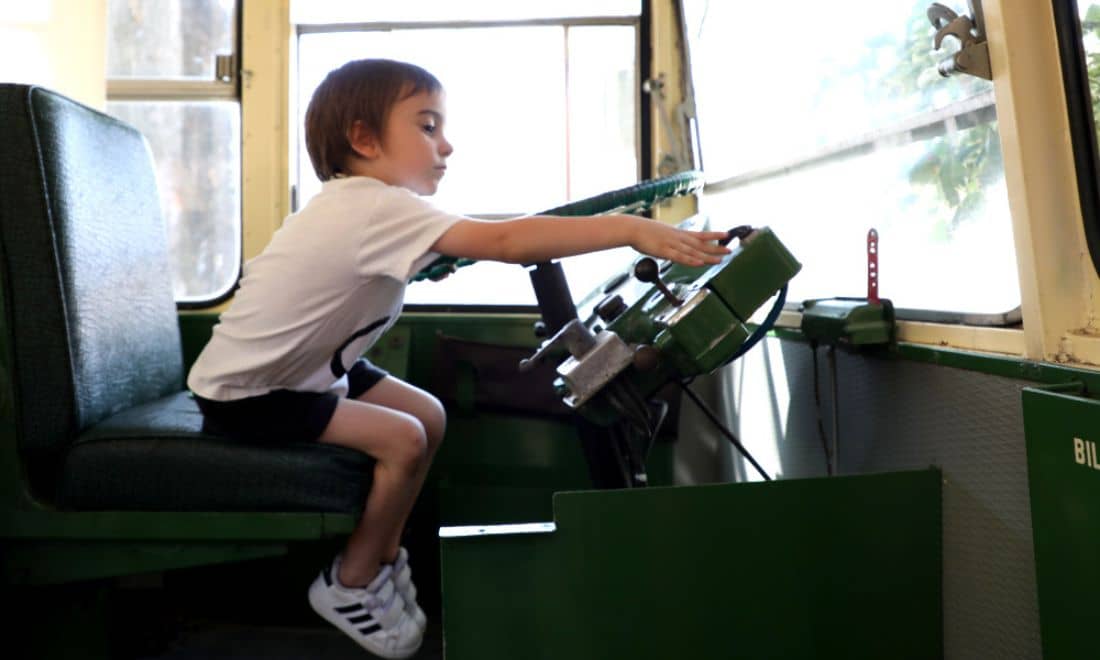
[720,225,754,247]
[634,258,682,307]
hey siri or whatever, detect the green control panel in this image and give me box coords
[526,219,801,426]
[800,297,895,345]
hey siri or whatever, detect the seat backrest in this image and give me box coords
[0,85,183,493]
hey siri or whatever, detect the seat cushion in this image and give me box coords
[57,392,373,513]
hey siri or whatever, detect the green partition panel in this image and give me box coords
[1023,384,1100,660]
[440,469,941,660]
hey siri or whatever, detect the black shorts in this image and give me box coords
[194,358,389,443]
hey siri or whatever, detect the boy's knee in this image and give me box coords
[423,395,446,450]
[391,419,429,473]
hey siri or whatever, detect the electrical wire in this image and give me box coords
[671,271,787,482]
[678,381,772,481]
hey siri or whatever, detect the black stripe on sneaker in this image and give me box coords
[347,613,372,624]
[359,622,382,636]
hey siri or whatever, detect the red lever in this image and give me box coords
[867,228,879,304]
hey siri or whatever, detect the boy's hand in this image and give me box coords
[631,219,732,267]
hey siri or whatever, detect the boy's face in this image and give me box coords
[351,89,453,196]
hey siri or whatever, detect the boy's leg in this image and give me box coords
[317,397,428,587]
[352,377,444,632]
[355,376,446,557]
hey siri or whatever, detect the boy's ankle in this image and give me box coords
[332,553,383,591]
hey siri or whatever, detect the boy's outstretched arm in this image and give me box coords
[431,214,731,267]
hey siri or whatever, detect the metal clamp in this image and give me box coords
[518,319,597,373]
[927,2,991,81]
[518,319,635,409]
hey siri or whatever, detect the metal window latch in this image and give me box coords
[927,2,991,81]
[214,53,236,84]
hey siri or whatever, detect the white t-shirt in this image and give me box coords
[188,176,465,400]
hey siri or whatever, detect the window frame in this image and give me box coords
[290,8,652,311]
[104,0,244,309]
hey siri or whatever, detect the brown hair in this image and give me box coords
[304,59,442,181]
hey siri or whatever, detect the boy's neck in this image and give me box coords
[343,157,391,185]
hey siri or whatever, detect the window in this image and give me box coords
[1056,1,1100,278]
[292,1,642,306]
[105,0,241,305]
[682,0,1017,319]
[1076,2,1100,129]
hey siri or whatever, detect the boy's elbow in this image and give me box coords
[497,244,530,264]
[486,234,529,264]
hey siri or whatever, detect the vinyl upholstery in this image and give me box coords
[0,84,371,512]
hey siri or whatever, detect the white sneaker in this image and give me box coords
[308,559,423,659]
[392,547,428,633]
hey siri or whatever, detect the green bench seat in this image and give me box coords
[0,84,372,585]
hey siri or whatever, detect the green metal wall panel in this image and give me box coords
[1023,384,1100,660]
[440,469,941,660]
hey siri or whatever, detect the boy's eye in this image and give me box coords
[421,123,436,134]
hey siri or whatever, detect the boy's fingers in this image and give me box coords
[686,230,731,241]
[684,236,730,254]
[669,245,722,266]
[682,230,733,247]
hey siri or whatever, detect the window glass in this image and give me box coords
[106,0,236,79]
[1080,3,1100,136]
[297,28,568,215]
[107,101,242,302]
[567,26,638,200]
[295,19,639,306]
[682,0,1017,316]
[105,0,240,304]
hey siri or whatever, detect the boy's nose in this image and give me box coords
[439,138,453,157]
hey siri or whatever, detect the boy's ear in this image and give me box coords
[347,120,382,160]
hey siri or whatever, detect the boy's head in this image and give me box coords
[305,59,443,182]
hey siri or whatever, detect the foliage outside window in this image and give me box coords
[105,0,241,304]
[682,0,1016,318]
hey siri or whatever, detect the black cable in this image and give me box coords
[678,381,772,481]
[605,382,659,487]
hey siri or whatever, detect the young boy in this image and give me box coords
[187,58,729,658]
